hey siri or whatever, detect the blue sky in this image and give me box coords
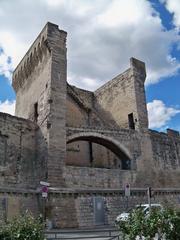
[145,0,180,131]
[0,0,179,132]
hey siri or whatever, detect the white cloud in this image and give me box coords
[44,0,64,8]
[147,100,180,129]
[0,31,29,80]
[0,100,15,115]
[0,0,179,89]
[97,0,153,28]
[163,0,180,29]
[0,48,13,80]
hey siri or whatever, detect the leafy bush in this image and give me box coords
[0,213,45,240]
[117,207,180,240]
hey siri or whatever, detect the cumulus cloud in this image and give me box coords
[0,100,15,115]
[0,31,29,76]
[0,47,13,80]
[147,100,180,129]
[0,0,179,89]
[163,0,180,29]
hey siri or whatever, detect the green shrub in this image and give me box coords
[0,213,45,240]
[117,207,180,240]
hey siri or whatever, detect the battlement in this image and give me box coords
[150,129,180,137]
[12,22,67,92]
[167,128,180,138]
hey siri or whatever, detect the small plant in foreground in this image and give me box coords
[0,213,45,240]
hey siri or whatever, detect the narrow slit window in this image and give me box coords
[128,113,135,130]
[34,102,38,122]
[89,141,93,166]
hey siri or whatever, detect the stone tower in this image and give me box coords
[12,22,67,186]
[129,57,149,130]
[95,57,148,131]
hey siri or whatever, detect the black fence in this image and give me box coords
[44,228,121,240]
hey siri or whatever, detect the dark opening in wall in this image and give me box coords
[66,140,131,170]
[34,102,38,122]
[121,159,131,170]
[89,141,93,166]
[128,113,135,130]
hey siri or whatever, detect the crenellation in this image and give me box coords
[12,22,66,92]
[13,40,48,91]
[167,128,180,138]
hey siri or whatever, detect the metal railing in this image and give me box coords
[44,228,120,240]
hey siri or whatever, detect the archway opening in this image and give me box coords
[66,134,131,170]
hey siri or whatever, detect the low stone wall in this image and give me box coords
[47,188,180,228]
[64,166,136,188]
[0,187,180,228]
[0,188,40,223]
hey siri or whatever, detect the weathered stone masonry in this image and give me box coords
[0,22,180,228]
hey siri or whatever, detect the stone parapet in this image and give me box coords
[12,22,67,92]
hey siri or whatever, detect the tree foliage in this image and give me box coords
[0,213,45,240]
[118,207,180,240]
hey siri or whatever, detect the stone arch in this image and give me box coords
[67,132,131,169]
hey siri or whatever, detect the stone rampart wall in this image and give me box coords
[150,130,180,170]
[0,188,40,223]
[0,187,179,228]
[47,188,180,228]
[0,113,43,188]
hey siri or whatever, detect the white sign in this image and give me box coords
[42,192,48,198]
[40,181,50,186]
[125,183,130,197]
